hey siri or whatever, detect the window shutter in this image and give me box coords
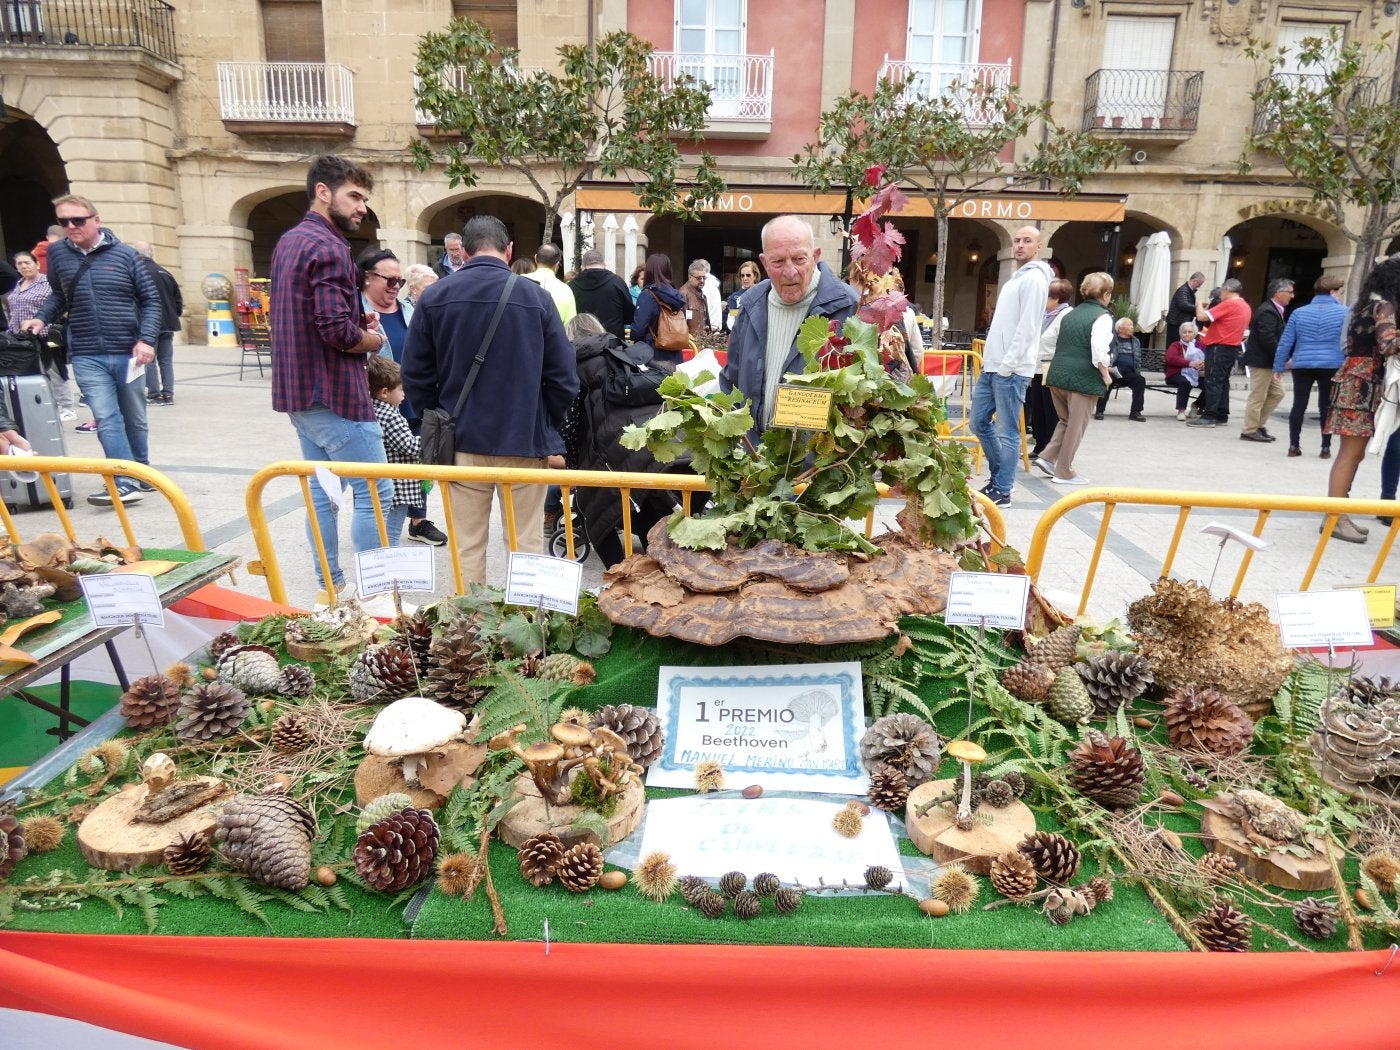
[451,1,519,49]
[1102,16,1173,71]
[260,1,325,64]
[1277,23,1338,76]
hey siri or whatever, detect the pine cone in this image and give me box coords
[1001,661,1056,703]
[1086,875,1114,907]
[215,792,316,890]
[773,887,803,915]
[1000,770,1027,797]
[867,766,910,812]
[990,850,1038,899]
[718,870,747,898]
[1293,897,1339,940]
[858,713,942,785]
[1042,886,1093,925]
[556,841,603,892]
[270,713,312,754]
[1047,668,1094,726]
[0,813,27,881]
[981,779,1016,808]
[425,615,491,710]
[1336,674,1400,705]
[1164,687,1254,757]
[697,890,727,918]
[679,874,709,905]
[1193,900,1252,952]
[175,681,250,742]
[1077,651,1154,716]
[163,831,212,875]
[1066,731,1146,808]
[1198,852,1238,885]
[278,664,316,698]
[518,833,565,887]
[517,650,545,679]
[216,644,285,695]
[864,865,894,890]
[349,642,420,704]
[542,653,596,685]
[356,793,414,835]
[752,872,781,898]
[1026,625,1082,671]
[733,890,762,919]
[353,807,440,892]
[119,673,181,729]
[589,704,665,769]
[1018,831,1081,884]
[395,611,436,678]
[207,631,242,665]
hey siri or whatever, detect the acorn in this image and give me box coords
[919,898,950,917]
[1158,790,1184,807]
[316,866,337,887]
[599,870,627,891]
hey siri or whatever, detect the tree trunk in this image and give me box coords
[929,199,951,348]
[1350,226,1383,304]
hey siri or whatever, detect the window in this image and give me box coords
[260,0,325,64]
[674,0,746,117]
[1277,22,1340,78]
[1101,15,1174,122]
[905,0,981,96]
[452,1,518,50]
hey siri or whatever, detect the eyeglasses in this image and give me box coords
[370,272,405,289]
[57,215,94,228]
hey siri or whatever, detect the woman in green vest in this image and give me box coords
[1037,272,1115,485]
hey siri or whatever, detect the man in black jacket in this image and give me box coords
[133,242,183,405]
[1240,278,1292,443]
[567,249,634,340]
[1166,271,1205,335]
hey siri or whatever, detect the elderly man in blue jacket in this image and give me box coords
[402,215,578,584]
[720,215,859,433]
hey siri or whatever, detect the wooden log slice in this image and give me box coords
[1199,807,1331,891]
[284,620,377,663]
[78,777,230,872]
[904,777,1037,875]
[352,741,486,809]
[496,772,645,850]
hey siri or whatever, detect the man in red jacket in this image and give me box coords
[1189,278,1251,428]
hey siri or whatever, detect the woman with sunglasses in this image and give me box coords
[356,246,447,547]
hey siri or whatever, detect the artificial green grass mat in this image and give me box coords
[0,681,119,769]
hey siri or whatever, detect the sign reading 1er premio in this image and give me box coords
[648,662,867,794]
[944,571,1031,630]
[770,385,834,430]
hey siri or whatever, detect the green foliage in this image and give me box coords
[238,614,292,648]
[472,670,562,746]
[622,317,976,552]
[412,22,725,239]
[570,757,620,817]
[447,585,612,659]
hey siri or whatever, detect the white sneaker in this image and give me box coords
[1032,456,1055,477]
[59,410,77,421]
[1176,410,1186,421]
[1052,475,1090,486]
[312,580,356,609]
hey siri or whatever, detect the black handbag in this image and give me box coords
[418,274,518,466]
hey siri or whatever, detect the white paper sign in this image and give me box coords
[944,571,1031,629]
[1276,589,1374,648]
[313,466,350,511]
[505,552,583,614]
[648,662,867,794]
[79,573,164,628]
[355,546,436,598]
[637,796,903,886]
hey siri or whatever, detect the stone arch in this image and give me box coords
[1221,214,1336,305]
[416,190,552,263]
[230,184,307,229]
[244,192,380,275]
[0,113,68,257]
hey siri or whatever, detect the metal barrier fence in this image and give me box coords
[244,461,1008,606]
[927,341,1031,476]
[0,456,205,552]
[1025,487,1400,616]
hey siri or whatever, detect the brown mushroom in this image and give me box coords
[551,722,593,751]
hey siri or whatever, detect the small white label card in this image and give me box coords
[79,573,164,628]
[505,552,583,615]
[355,545,436,598]
[648,662,866,794]
[1276,589,1374,649]
[637,796,903,886]
[944,571,1032,630]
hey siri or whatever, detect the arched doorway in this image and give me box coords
[420,193,554,270]
[1222,216,1333,307]
[0,117,68,257]
[247,192,380,276]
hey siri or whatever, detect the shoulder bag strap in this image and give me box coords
[61,252,100,312]
[448,273,518,419]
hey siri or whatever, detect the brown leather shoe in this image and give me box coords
[1239,430,1269,442]
[1320,448,1332,459]
[1330,516,1369,544]
[1287,446,1302,457]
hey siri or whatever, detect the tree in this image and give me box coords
[1243,30,1400,301]
[412,22,725,246]
[794,76,1120,343]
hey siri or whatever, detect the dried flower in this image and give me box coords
[832,807,864,838]
[694,761,725,793]
[436,852,476,897]
[633,851,679,902]
[931,865,979,913]
[21,815,64,853]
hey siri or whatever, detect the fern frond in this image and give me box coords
[473,673,561,743]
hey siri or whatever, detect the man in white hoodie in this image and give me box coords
[970,225,1054,506]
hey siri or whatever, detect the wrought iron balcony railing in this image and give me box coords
[413,62,544,125]
[1082,68,1203,133]
[0,0,176,64]
[1250,73,1379,137]
[877,56,1013,124]
[647,50,774,123]
[217,61,356,126]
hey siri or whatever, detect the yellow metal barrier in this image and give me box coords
[244,460,1008,606]
[1025,487,1400,616]
[0,456,206,552]
[930,342,1032,476]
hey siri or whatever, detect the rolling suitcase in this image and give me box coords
[2,373,74,513]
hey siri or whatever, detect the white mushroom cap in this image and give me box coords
[364,696,467,765]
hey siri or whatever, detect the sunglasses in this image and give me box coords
[58,215,95,228]
[370,272,405,289]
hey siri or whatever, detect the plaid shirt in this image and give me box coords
[372,398,425,508]
[270,210,374,421]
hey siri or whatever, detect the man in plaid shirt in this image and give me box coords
[271,155,394,604]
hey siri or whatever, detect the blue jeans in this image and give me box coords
[1382,427,1400,500]
[71,353,149,485]
[288,407,393,589]
[386,503,411,546]
[970,371,1029,495]
[144,332,175,397]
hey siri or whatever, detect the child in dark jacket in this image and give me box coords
[367,356,442,546]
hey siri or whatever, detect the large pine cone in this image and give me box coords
[1018,831,1081,884]
[215,793,317,890]
[867,766,910,812]
[175,682,250,743]
[395,611,435,678]
[1047,668,1093,726]
[859,713,942,785]
[216,644,285,695]
[556,841,604,892]
[1066,731,1146,808]
[1164,687,1253,757]
[1026,625,1082,671]
[425,615,491,710]
[353,807,440,892]
[1293,897,1339,940]
[1077,651,1154,716]
[1193,900,1252,952]
[1337,674,1400,705]
[519,832,565,887]
[0,813,27,881]
[349,642,420,704]
[163,832,212,875]
[119,673,181,729]
[589,704,664,769]
[270,713,312,754]
[1001,661,1056,703]
[543,653,596,685]
[990,849,1038,899]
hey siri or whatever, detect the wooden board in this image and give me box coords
[77,777,230,872]
[904,778,1037,875]
[1199,807,1331,891]
[497,772,645,850]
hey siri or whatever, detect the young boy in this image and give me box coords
[367,356,437,546]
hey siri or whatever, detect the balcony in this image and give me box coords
[217,62,356,136]
[1251,73,1378,138]
[647,50,773,138]
[878,56,1013,125]
[1082,69,1203,140]
[413,62,544,128]
[0,0,177,76]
